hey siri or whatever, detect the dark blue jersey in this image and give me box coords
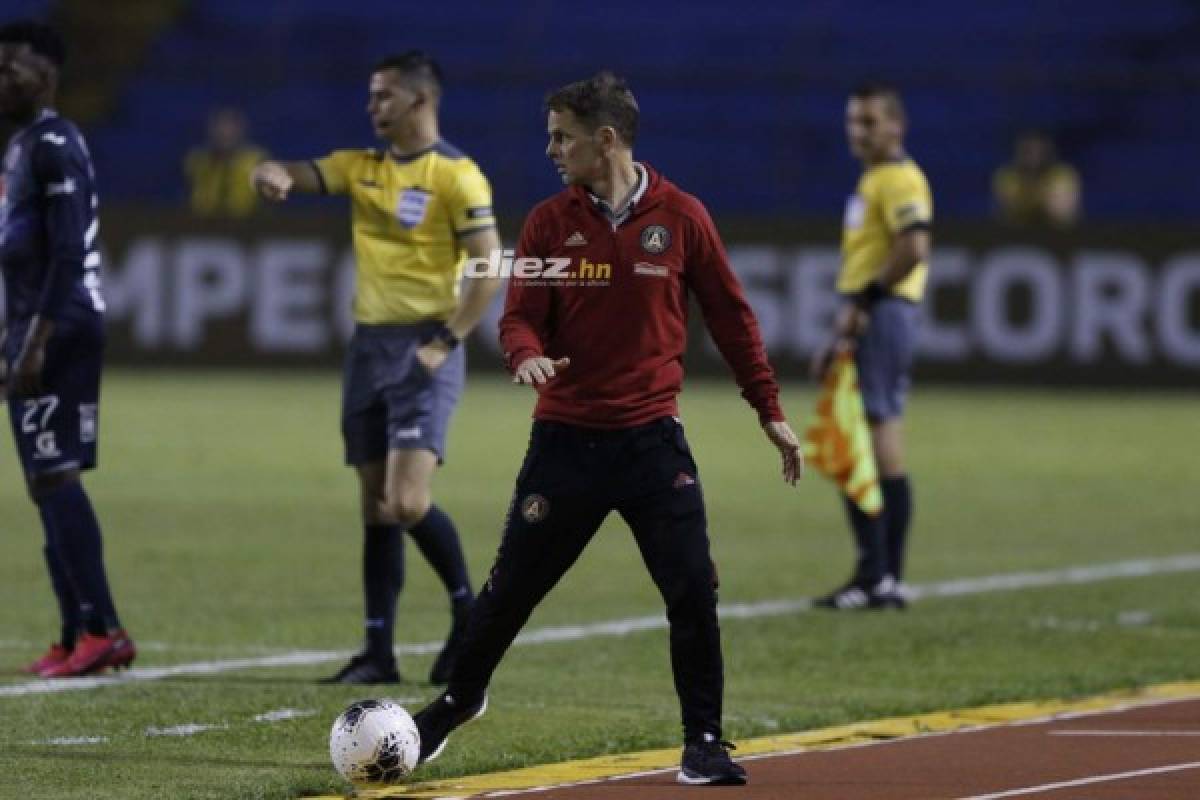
[1,109,104,352]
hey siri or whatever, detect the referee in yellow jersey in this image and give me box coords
[813,83,932,611]
[251,52,503,682]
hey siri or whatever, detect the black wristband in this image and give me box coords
[855,280,888,309]
[434,325,460,350]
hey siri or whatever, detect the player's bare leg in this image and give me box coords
[870,418,906,477]
[381,448,436,526]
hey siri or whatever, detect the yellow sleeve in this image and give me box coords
[442,161,496,236]
[311,150,362,195]
[880,170,933,233]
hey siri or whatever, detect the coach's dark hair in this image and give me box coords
[546,71,639,147]
[0,19,66,68]
[851,81,905,122]
[373,50,443,97]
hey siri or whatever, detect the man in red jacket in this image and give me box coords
[413,72,802,786]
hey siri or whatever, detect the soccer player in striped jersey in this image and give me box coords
[1,20,136,677]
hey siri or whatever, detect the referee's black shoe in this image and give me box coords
[814,576,904,610]
[414,690,488,764]
[677,737,748,785]
[319,651,401,684]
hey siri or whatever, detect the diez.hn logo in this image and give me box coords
[463,249,611,284]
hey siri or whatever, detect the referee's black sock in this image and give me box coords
[842,495,886,585]
[408,505,474,605]
[363,524,403,661]
[881,475,913,582]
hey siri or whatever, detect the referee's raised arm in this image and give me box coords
[249,159,322,201]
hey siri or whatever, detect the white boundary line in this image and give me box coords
[0,639,295,655]
[1048,730,1200,736]
[475,692,1200,799]
[470,690,1200,796]
[3,553,1199,699]
[958,760,1200,799]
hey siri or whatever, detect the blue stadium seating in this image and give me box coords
[77,0,1200,219]
[5,1,52,20]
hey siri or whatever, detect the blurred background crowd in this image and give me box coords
[11,0,1198,222]
[4,0,1198,385]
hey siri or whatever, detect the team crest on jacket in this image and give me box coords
[640,224,672,254]
[521,493,550,523]
[396,187,432,229]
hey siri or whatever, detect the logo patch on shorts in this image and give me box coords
[79,404,97,443]
[673,471,696,489]
[520,493,550,523]
[640,224,671,254]
[34,432,61,460]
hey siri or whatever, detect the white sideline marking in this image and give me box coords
[958,760,1200,798]
[2,553,1199,699]
[30,736,108,746]
[0,639,300,655]
[905,554,1200,599]
[145,723,228,737]
[1049,730,1200,736]
[479,694,1200,798]
[1,649,350,697]
[253,708,317,723]
[28,706,384,748]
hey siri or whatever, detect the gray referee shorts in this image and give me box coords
[341,322,465,465]
[853,297,920,422]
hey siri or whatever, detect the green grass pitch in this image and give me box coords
[1,371,1197,799]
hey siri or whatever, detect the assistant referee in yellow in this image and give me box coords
[251,52,503,682]
[812,83,933,611]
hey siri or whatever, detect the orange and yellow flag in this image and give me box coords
[802,353,882,515]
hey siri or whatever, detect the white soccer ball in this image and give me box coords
[329,698,421,786]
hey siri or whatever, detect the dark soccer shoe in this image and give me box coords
[320,651,401,685]
[413,690,488,764]
[677,738,748,786]
[814,577,904,611]
[429,600,474,685]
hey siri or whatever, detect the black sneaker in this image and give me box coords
[813,576,901,610]
[413,690,488,764]
[677,737,747,785]
[319,651,401,684]
[430,599,473,685]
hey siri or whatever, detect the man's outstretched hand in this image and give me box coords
[513,356,570,386]
[251,161,295,201]
[762,420,803,485]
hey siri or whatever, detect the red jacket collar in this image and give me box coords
[567,162,666,217]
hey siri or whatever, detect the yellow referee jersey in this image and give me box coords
[313,140,496,324]
[838,158,933,303]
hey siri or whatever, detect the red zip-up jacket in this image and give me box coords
[499,164,784,428]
